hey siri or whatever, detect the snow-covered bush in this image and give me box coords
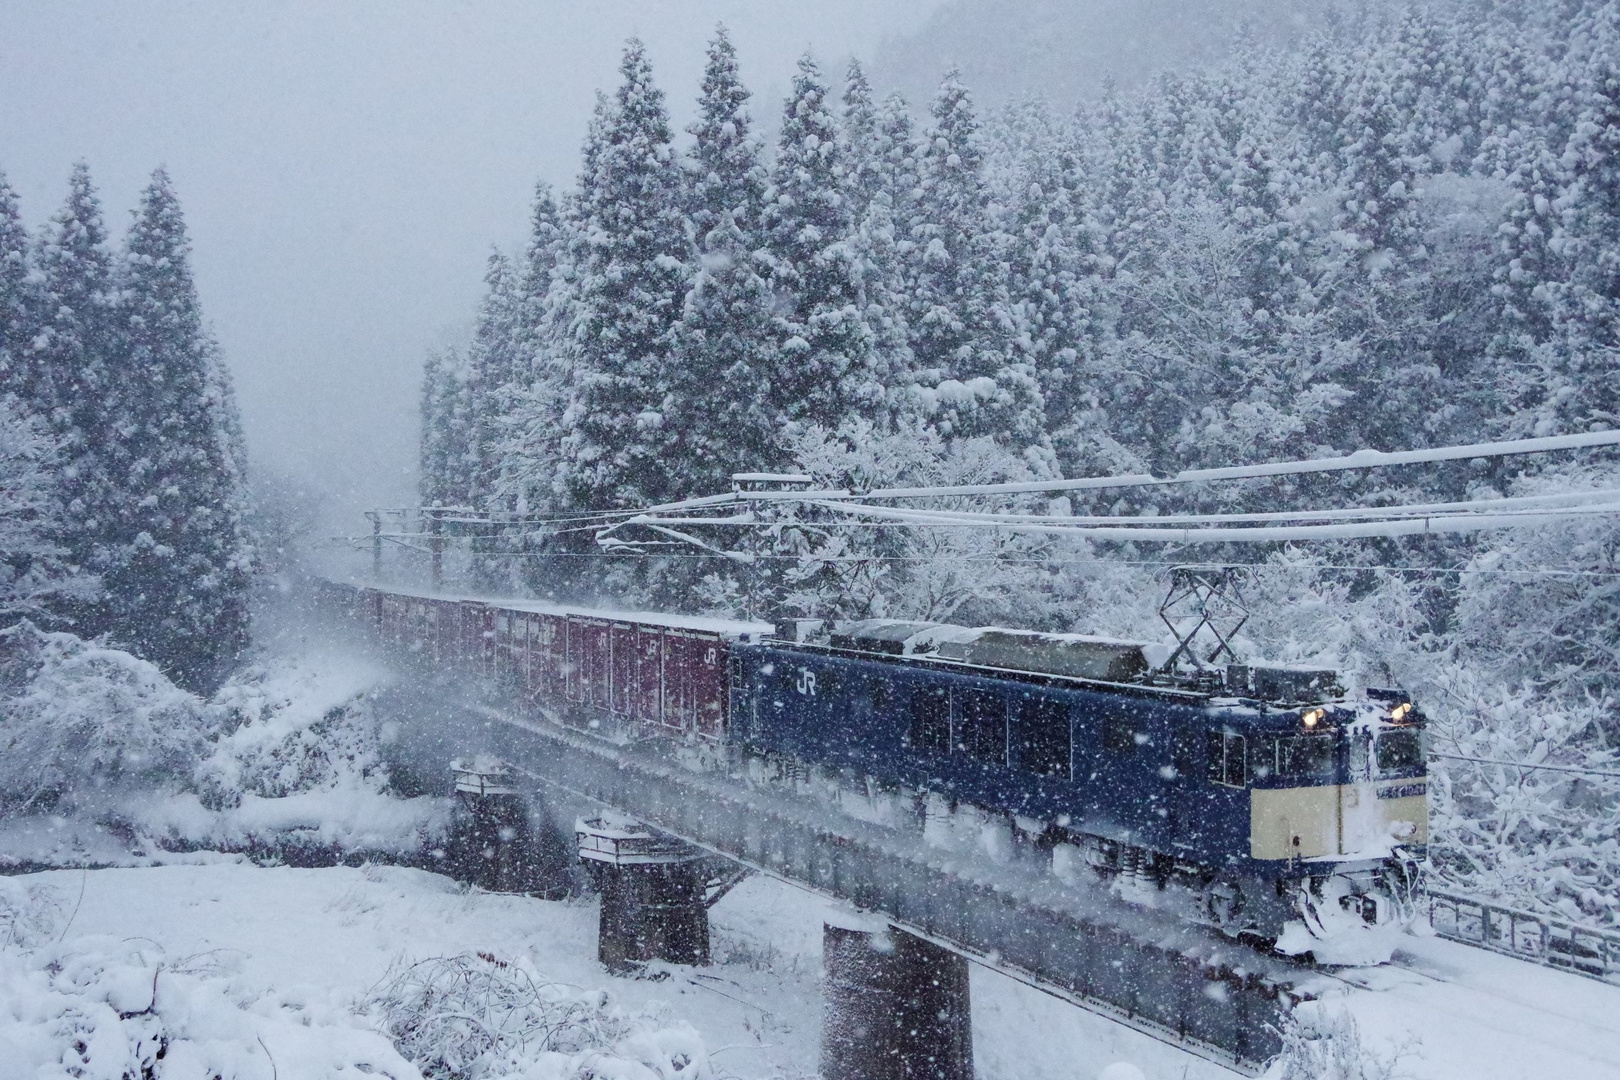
[1423,670,1620,924]
[1409,467,1620,923]
[200,657,394,806]
[0,620,447,866]
[128,649,449,861]
[0,622,213,813]
[1271,1003,1415,1080]
[742,420,1067,628]
[0,928,421,1078]
[0,877,60,950]
[368,952,710,1080]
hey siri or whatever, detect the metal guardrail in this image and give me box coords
[1428,889,1620,984]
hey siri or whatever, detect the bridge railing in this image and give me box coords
[1427,888,1620,984]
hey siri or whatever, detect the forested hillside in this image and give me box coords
[420,1,1620,924]
[427,0,1617,520]
[870,0,1321,112]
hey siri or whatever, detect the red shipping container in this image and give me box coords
[573,617,611,710]
[610,623,637,716]
[692,635,726,739]
[525,613,558,699]
[638,626,666,730]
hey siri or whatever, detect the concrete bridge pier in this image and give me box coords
[822,923,974,1080]
[577,817,711,971]
[448,758,572,897]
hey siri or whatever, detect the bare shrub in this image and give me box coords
[367,951,707,1079]
[1276,1004,1417,1080]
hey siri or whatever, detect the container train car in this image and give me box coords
[322,580,1428,944]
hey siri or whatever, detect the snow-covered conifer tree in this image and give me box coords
[840,59,882,222]
[669,211,780,491]
[873,92,921,216]
[0,172,40,413]
[558,40,692,509]
[666,26,779,491]
[0,172,93,628]
[491,182,567,515]
[686,26,764,242]
[848,191,916,423]
[907,74,1037,448]
[464,251,523,510]
[0,397,92,622]
[1540,12,1620,433]
[419,345,473,509]
[761,54,880,433]
[109,168,252,690]
[32,164,121,594]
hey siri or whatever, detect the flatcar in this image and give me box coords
[323,581,1428,943]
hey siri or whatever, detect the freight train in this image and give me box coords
[323,581,1428,946]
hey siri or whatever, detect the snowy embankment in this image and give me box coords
[0,866,713,1080]
[0,622,447,869]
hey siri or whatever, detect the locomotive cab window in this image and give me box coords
[956,688,1007,765]
[1206,730,1246,787]
[1274,735,1336,781]
[1376,728,1424,775]
[908,686,951,754]
[1017,697,1070,779]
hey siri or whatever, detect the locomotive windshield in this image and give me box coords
[1246,732,1337,782]
[1274,734,1336,780]
[1376,728,1425,774]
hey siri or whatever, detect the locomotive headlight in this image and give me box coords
[1302,708,1325,729]
[1390,702,1413,722]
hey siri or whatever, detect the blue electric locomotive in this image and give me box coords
[729,619,1427,940]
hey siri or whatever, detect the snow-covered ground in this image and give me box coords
[4,860,1619,1079]
[0,862,1224,1080]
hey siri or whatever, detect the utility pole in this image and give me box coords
[428,508,444,590]
[367,511,382,582]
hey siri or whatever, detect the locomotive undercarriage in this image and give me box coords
[729,746,1419,960]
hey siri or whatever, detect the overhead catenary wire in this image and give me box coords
[793,498,1620,544]
[1431,752,1620,782]
[594,498,1620,546]
[330,535,1620,576]
[858,429,1620,500]
[563,428,1620,520]
[375,429,1620,534]
[360,427,1620,563]
[600,486,1620,532]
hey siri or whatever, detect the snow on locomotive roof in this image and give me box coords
[346,580,772,638]
[935,628,1154,683]
[826,620,979,656]
[826,618,1158,683]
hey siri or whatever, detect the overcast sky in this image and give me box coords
[0,1,944,530]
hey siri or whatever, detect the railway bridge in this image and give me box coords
[318,578,1328,1076]
[317,577,1620,1079]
